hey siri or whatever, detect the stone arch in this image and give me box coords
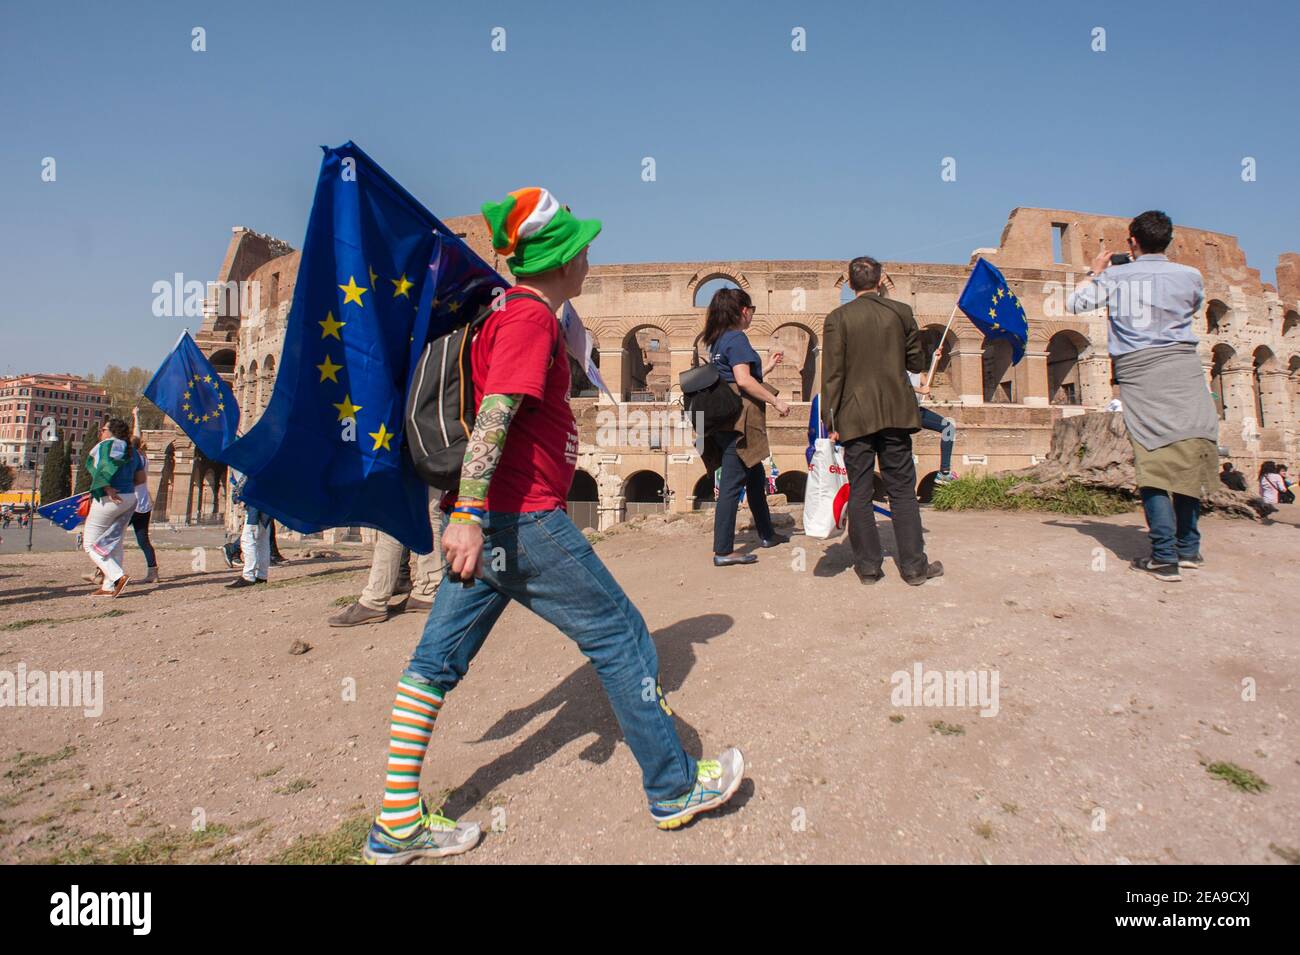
[153,441,176,518]
[622,324,672,401]
[1289,355,1300,411]
[209,348,236,376]
[691,471,716,509]
[982,338,1015,403]
[1209,343,1235,420]
[262,355,276,409]
[567,469,599,530]
[1253,346,1278,428]
[1046,330,1091,406]
[623,469,666,519]
[917,470,942,504]
[768,322,818,401]
[919,324,960,401]
[1284,309,1300,339]
[775,470,806,503]
[247,359,260,416]
[688,269,749,307]
[569,329,600,397]
[1206,299,1230,335]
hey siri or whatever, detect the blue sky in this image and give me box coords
[2,0,1297,374]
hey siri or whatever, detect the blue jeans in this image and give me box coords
[405,508,697,804]
[918,406,954,473]
[711,430,774,555]
[1140,487,1201,564]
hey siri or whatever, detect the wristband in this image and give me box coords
[449,511,482,525]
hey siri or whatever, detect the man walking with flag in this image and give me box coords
[821,257,943,586]
[363,188,745,863]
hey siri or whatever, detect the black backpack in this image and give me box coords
[405,289,552,489]
[679,346,743,436]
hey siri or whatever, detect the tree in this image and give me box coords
[0,462,13,493]
[91,365,165,430]
[74,428,99,494]
[40,440,70,503]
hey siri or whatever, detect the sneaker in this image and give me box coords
[934,470,959,485]
[221,544,236,570]
[650,747,745,830]
[225,576,262,589]
[110,574,130,598]
[362,800,481,865]
[1178,553,1204,570]
[1131,557,1180,582]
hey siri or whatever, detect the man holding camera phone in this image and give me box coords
[1067,211,1219,582]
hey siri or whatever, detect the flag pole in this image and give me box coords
[923,302,961,387]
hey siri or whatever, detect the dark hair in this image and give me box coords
[105,418,130,441]
[1279,464,1289,473]
[1259,460,1278,479]
[1221,462,1234,471]
[848,256,882,292]
[701,287,753,347]
[1129,210,1174,254]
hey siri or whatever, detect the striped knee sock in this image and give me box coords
[378,676,444,838]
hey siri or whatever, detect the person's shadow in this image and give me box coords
[1042,519,1149,561]
[440,612,735,818]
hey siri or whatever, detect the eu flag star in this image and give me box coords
[333,394,362,421]
[369,265,379,288]
[317,355,342,383]
[988,307,997,320]
[339,276,368,306]
[369,422,394,451]
[319,311,345,339]
[391,274,414,298]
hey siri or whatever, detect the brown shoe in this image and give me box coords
[328,601,390,627]
[389,595,434,615]
[110,574,130,598]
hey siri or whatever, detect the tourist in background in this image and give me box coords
[822,257,942,585]
[82,418,141,598]
[129,407,159,583]
[329,492,442,626]
[1259,461,1286,505]
[1277,464,1295,503]
[226,472,271,588]
[909,345,959,485]
[1219,462,1247,492]
[1067,210,1217,582]
[699,287,789,567]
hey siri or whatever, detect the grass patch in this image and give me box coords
[332,594,359,607]
[973,820,994,840]
[1206,761,1269,794]
[272,812,373,865]
[258,567,358,593]
[273,777,316,795]
[888,714,905,724]
[255,765,283,780]
[5,746,76,782]
[2,609,127,632]
[36,824,233,865]
[929,720,966,737]
[932,475,1134,516]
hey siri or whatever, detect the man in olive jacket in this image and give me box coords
[821,256,943,585]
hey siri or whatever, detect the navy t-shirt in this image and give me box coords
[711,329,762,383]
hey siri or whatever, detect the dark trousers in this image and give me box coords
[711,430,774,555]
[842,428,927,577]
[1139,487,1200,564]
[130,510,156,568]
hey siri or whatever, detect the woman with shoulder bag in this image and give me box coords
[698,288,790,566]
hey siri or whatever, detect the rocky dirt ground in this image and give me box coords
[1,504,1297,865]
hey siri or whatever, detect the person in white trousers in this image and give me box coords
[82,419,141,598]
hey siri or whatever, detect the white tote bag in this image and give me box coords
[803,437,849,538]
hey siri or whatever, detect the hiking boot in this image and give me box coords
[362,800,481,865]
[329,601,390,627]
[1131,557,1180,581]
[713,554,757,567]
[1178,553,1204,570]
[389,595,434,615]
[650,748,745,830]
[902,561,944,586]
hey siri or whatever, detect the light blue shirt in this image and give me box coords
[1066,254,1205,357]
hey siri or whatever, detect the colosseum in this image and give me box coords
[143,207,1300,537]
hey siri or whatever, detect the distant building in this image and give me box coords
[0,373,110,481]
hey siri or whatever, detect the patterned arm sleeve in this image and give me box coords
[455,393,523,508]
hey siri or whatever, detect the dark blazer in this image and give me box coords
[821,292,925,442]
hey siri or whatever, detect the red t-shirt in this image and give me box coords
[471,292,578,513]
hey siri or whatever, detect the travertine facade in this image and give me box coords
[149,209,1300,533]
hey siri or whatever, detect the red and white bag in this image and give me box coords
[804,437,850,538]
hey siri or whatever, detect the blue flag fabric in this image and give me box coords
[957,258,1029,364]
[37,492,90,531]
[219,142,506,552]
[143,330,240,461]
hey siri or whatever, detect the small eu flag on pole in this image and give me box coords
[143,330,241,461]
[36,492,90,531]
[957,258,1029,364]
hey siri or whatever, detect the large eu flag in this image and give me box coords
[220,142,506,552]
[143,330,240,461]
[957,258,1029,364]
